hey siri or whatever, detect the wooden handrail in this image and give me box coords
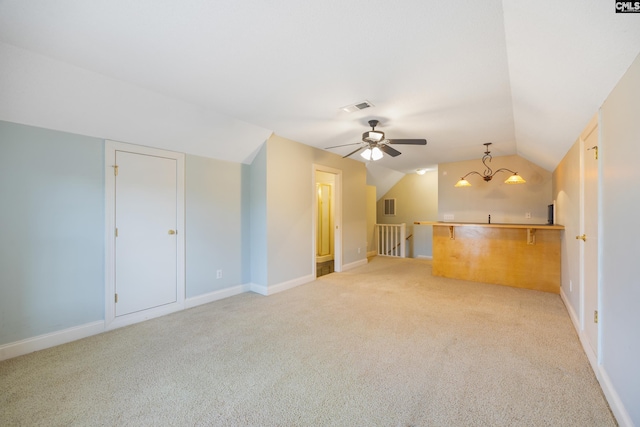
[386,234,413,255]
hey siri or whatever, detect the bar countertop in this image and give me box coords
[414,221,565,230]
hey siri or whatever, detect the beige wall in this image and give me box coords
[376,170,438,258]
[552,137,582,320]
[438,154,552,224]
[265,134,367,286]
[366,185,377,256]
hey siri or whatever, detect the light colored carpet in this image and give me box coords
[0,257,615,426]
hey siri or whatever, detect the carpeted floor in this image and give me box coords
[0,257,615,426]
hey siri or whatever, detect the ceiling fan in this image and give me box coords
[326,120,427,161]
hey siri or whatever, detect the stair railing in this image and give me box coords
[375,223,407,258]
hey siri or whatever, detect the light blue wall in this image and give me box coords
[249,144,268,287]
[0,121,105,345]
[0,120,261,348]
[185,155,245,297]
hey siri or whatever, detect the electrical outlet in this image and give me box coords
[358,247,361,254]
[569,280,572,292]
[525,212,531,219]
[216,270,222,279]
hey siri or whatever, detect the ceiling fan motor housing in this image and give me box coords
[363,130,385,143]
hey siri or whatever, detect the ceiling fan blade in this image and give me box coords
[379,144,402,157]
[387,139,427,145]
[325,142,362,149]
[343,146,365,158]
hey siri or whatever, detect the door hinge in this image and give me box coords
[115,293,118,303]
[113,165,119,176]
[594,310,598,324]
[115,227,118,237]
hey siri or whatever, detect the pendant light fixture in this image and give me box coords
[455,143,526,187]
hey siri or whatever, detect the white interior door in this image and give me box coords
[583,124,599,356]
[115,151,178,317]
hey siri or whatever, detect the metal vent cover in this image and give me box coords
[340,100,374,113]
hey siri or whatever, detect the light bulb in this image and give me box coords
[371,147,383,161]
[360,148,372,160]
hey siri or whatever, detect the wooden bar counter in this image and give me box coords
[415,222,565,293]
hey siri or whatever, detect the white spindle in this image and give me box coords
[375,223,407,258]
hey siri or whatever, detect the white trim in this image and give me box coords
[342,258,368,271]
[105,303,184,331]
[250,274,315,296]
[598,367,634,427]
[0,284,254,361]
[249,283,268,296]
[560,288,580,333]
[561,288,597,369]
[185,284,251,309]
[367,250,377,258]
[416,255,433,260]
[560,288,632,426]
[104,140,186,330]
[0,321,104,362]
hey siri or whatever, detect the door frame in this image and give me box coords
[105,140,185,330]
[312,164,342,276]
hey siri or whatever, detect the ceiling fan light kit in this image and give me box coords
[455,143,526,187]
[361,146,384,161]
[325,119,427,161]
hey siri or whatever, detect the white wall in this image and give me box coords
[599,53,640,426]
[0,42,271,165]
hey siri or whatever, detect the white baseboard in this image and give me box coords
[106,301,185,331]
[560,289,598,371]
[560,288,581,336]
[416,255,433,260]
[249,283,268,296]
[560,288,632,427]
[0,284,253,362]
[598,366,634,427]
[366,250,377,258]
[0,321,105,362]
[342,258,368,271]
[185,284,251,309]
[250,274,315,296]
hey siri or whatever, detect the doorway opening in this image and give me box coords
[313,165,342,278]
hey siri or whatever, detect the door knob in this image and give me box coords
[576,234,586,241]
[168,230,176,235]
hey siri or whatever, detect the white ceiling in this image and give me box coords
[0,0,638,175]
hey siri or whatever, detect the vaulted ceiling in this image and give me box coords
[1,1,638,177]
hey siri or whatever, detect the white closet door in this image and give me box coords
[115,151,177,317]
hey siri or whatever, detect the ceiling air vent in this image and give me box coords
[340,100,374,113]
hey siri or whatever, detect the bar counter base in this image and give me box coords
[420,222,563,294]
